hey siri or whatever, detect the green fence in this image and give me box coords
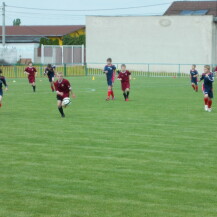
[1,63,215,78]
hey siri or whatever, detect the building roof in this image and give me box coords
[164,1,217,16]
[0,25,85,37]
[0,36,41,43]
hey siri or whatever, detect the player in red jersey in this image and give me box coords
[0,69,8,108]
[24,62,37,92]
[54,72,75,117]
[117,64,131,101]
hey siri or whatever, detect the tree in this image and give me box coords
[13,18,21,26]
[40,37,60,46]
[62,34,85,45]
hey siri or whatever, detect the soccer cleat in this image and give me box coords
[125,98,129,101]
[204,105,208,111]
[208,108,212,112]
[61,114,65,118]
[106,98,110,101]
[112,97,115,100]
[0,103,2,108]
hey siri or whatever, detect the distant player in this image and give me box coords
[104,58,116,100]
[198,65,214,112]
[54,72,75,118]
[117,64,131,101]
[24,62,37,92]
[190,64,199,92]
[44,64,55,92]
[0,69,8,108]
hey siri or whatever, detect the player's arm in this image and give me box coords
[44,68,48,76]
[2,77,8,91]
[68,81,76,98]
[129,75,132,80]
[24,68,30,75]
[198,74,204,82]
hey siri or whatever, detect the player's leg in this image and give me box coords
[191,82,195,90]
[50,77,55,92]
[0,94,2,107]
[57,99,65,117]
[207,90,213,112]
[111,86,115,100]
[125,88,130,101]
[106,84,112,100]
[30,81,36,92]
[204,92,209,111]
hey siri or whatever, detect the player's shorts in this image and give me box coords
[107,78,113,86]
[28,76,35,84]
[56,93,70,101]
[204,88,213,98]
[121,82,130,91]
[48,75,54,82]
[0,89,3,96]
[191,78,197,85]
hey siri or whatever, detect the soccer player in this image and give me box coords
[44,64,55,92]
[190,64,199,92]
[54,72,75,118]
[117,64,131,101]
[24,62,37,92]
[198,65,214,112]
[0,69,8,108]
[104,58,116,100]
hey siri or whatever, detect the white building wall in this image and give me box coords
[2,43,39,63]
[86,16,215,73]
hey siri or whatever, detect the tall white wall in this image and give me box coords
[1,43,39,63]
[86,16,215,72]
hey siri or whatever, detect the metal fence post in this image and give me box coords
[14,64,17,78]
[84,63,88,76]
[178,64,181,77]
[148,64,150,77]
[40,64,43,77]
[64,63,67,76]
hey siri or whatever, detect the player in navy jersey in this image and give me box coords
[44,64,56,92]
[104,58,116,100]
[117,64,131,101]
[198,65,214,112]
[24,62,37,92]
[54,72,75,118]
[0,69,8,108]
[190,64,199,92]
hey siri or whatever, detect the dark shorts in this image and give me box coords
[191,78,197,85]
[56,93,70,101]
[28,76,35,84]
[0,89,3,96]
[107,78,113,86]
[204,88,213,99]
[48,76,54,82]
[121,82,130,91]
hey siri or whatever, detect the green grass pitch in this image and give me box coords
[1,76,217,217]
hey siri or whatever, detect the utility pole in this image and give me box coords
[2,2,6,46]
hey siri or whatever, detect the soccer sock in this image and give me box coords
[208,100,212,108]
[107,90,111,98]
[192,84,195,90]
[0,103,2,107]
[195,85,198,92]
[123,93,127,100]
[111,90,114,98]
[204,98,208,105]
[32,85,36,92]
[58,106,65,117]
[126,91,130,98]
[51,85,54,91]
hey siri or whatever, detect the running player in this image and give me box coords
[44,64,55,92]
[24,62,37,92]
[104,58,116,100]
[0,69,8,108]
[198,65,214,112]
[190,64,199,92]
[117,64,131,101]
[54,72,75,118]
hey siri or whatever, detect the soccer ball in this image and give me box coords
[62,97,71,106]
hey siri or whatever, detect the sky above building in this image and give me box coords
[0,0,216,26]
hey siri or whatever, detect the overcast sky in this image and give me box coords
[0,0,215,26]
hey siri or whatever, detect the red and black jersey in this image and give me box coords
[0,76,7,89]
[54,79,71,95]
[25,67,37,77]
[118,70,131,83]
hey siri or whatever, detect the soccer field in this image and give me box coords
[1,76,217,217]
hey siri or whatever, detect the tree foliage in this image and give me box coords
[13,18,21,26]
[40,38,59,46]
[62,34,85,45]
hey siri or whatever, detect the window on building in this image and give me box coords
[180,10,208,15]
